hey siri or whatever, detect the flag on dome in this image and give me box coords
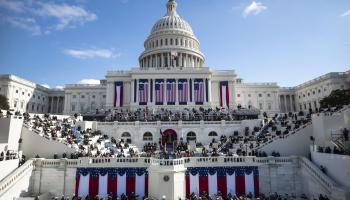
[171,50,178,58]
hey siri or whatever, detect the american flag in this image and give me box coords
[155,80,164,104]
[166,80,176,104]
[139,80,148,104]
[178,79,188,104]
[194,79,204,104]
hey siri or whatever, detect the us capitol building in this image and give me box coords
[0,0,349,116]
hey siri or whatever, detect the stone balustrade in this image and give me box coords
[299,157,337,192]
[0,160,35,197]
[97,120,242,127]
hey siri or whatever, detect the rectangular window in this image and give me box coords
[268,103,271,110]
[259,103,263,110]
[72,95,76,99]
[237,94,240,97]
[71,105,75,112]
[14,100,17,108]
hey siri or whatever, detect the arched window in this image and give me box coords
[121,132,131,143]
[208,131,218,137]
[186,132,196,142]
[143,132,153,141]
[170,38,173,45]
[121,132,131,138]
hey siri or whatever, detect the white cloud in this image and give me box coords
[55,86,64,90]
[0,1,96,35]
[34,2,97,30]
[243,1,267,17]
[0,0,25,13]
[341,9,350,17]
[5,16,42,35]
[63,48,119,59]
[41,84,50,88]
[78,79,100,85]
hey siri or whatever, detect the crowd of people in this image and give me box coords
[45,191,330,200]
[106,106,260,122]
[20,107,316,160]
[23,113,139,159]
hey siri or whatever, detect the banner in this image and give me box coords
[76,168,148,199]
[114,82,123,107]
[194,79,204,104]
[186,166,259,198]
[220,81,229,108]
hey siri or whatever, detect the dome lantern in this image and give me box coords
[166,0,178,16]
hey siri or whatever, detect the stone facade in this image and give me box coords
[2,156,343,200]
[0,0,349,115]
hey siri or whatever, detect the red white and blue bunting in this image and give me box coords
[185,166,259,198]
[75,168,148,198]
[114,82,123,107]
[219,81,229,108]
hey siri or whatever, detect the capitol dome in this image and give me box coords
[139,0,205,69]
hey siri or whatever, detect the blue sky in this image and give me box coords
[0,0,349,89]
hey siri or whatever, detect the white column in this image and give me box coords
[168,53,171,67]
[155,55,158,68]
[161,54,164,67]
[290,95,294,112]
[179,53,182,67]
[131,80,135,105]
[208,79,212,104]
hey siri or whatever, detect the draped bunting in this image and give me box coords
[114,81,123,107]
[139,79,148,105]
[178,79,188,105]
[220,81,229,108]
[76,168,148,198]
[155,79,164,105]
[166,79,176,105]
[194,79,204,104]
[186,167,259,198]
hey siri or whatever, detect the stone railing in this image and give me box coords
[299,157,337,192]
[0,160,35,197]
[97,120,242,127]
